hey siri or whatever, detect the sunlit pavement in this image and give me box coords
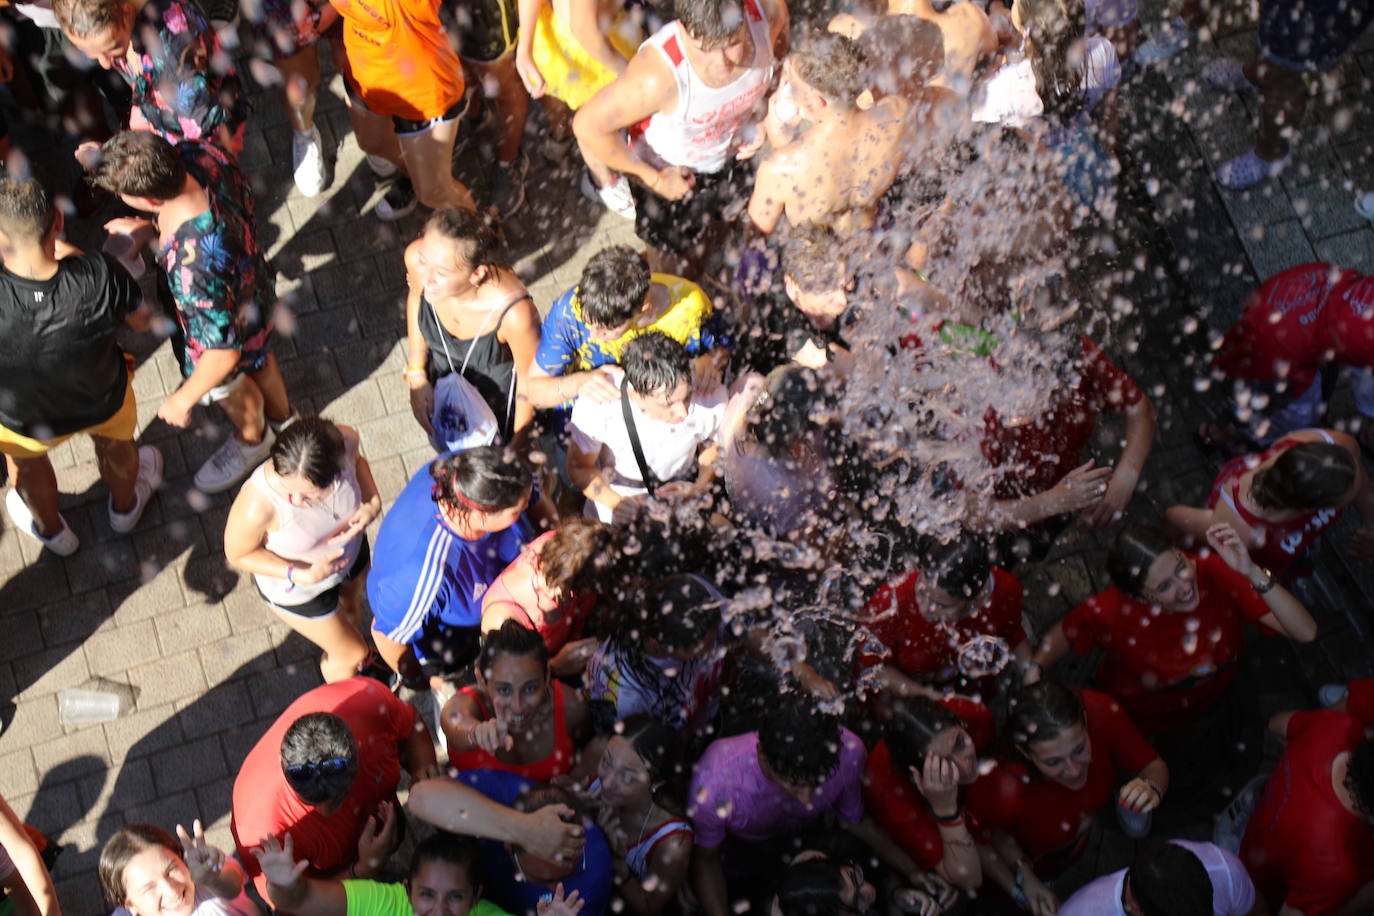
[0,7,1372,912]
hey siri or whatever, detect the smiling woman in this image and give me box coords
[100,823,260,916]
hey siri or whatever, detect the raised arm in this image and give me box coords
[407,778,587,865]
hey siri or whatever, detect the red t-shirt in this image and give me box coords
[863,698,993,870]
[1241,710,1374,916]
[230,678,416,896]
[1345,678,1374,728]
[963,690,1158,869]
[982,339,1144,500]
[1319,270,1374,371]
[1212,263,1345,390]
[860,568,1026,686]
[1061,552,1273,734]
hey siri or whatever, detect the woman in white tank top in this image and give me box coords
[223,417,382,682]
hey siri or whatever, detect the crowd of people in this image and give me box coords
[1,0,1374,912]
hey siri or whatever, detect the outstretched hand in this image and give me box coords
[253,834,309,889]
[537,883,585,916]
[176,820,225,886]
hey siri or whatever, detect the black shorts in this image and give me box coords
[445,0,518,62]
[258,538,371,619]
[1258,0,1373,70]
[344,78,468,135]
[629,159,756,260]
[414,623,483,678]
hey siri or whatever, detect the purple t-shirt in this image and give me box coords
[687,729,867,848]
[1058,840,1255,916]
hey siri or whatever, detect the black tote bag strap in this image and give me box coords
[620,376,658,498]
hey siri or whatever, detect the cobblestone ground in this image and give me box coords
[0,5,1371,913]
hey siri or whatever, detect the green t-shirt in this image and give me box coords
[344,880,514,916]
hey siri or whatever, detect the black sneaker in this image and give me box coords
[376,176,417,221]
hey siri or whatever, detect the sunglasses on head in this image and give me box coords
[285,757,352,782]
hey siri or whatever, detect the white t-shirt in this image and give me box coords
[113,884,262,916]
[569,368,725,522]
[971,36,1120,128]
[1058,840,1255,916]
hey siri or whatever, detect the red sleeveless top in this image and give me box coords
[1207,431,1345,579]
[448,680,577,781]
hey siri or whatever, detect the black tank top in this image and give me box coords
[419,290,530,441]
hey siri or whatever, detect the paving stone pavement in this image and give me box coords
[2,4,1373,913]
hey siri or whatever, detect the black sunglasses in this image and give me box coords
[285,757,352,782]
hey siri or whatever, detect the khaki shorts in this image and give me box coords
[0,361,139,460]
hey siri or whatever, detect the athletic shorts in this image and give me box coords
[448,0,518,62]
[0,359,139,460]
[345,78,469,135]
[1258,0,1373,70]
[629,159,756,260]
[258,538,371,619]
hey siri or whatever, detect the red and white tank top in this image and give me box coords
[638,0,774,174]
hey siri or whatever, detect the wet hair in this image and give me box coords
[1015,0,1088,120]
[791,30,866,105]
[859,15,943,98]
[1345,736,1374,819]
[99,825,182,907]
[279,712,359,805]
[781,226,851,294]
[618,713,688,808]
[270,417,347,488]
[916,533,991,600]
[758,696,842,787]
[1251,441,1355,511]
[578,246,651,328]
[424,208,508,282]
[409,831,483,889]
[675,0,746,48]
[746,366,828,456]
[1006,681,1085,752]
[885,696,964,773]
[775,858,855,916]
[53,0,126,38]
[638,574,723,651]
[1125,842,1213,916]
[0,178,56,243]
[430,445,533,517]
[1105,525,1174,599]
[623,332,691,398]
[478,618,550,677]
[538,517,621,599]
[92,131,187,200]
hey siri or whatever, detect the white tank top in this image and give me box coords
[247,437,365,606]
[638,0,775,174]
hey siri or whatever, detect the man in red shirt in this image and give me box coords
[1241,709,1374,916]
[230,677,440,897]
[970,336,1156,560]
[860,533,1027,702]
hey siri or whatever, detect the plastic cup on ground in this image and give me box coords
[58,688,120,724]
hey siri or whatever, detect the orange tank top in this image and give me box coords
[448,680,577,781]
[329,0,465,121]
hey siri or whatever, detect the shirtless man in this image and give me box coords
[748,31,908,236]
[830,0,996,93]
[573,0,789,274]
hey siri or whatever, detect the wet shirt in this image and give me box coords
[329,0,466,121]
[1319,269,1374,371]
[535,274,727,377]
[1059,840,1253,916]
[1241,711,1374,916]
[585,631,728,737]
[963,690,1157,868]
[366,455,530,649]
[689,729,867,848]
[858,568,1025,687]
[0,253,140,438]
[159,141,273,376]
[862,698,993,870]
[230,679,415,898]
[1213,262,1345,390]
[1062,552,1272,734]
[116,0,247,143]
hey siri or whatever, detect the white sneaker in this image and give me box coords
[5,488,80,556]
[109,445,163,534]
[366,154,398,179]
[194,426,276,494]
[580,170,635,220]
[292,126,327,197]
